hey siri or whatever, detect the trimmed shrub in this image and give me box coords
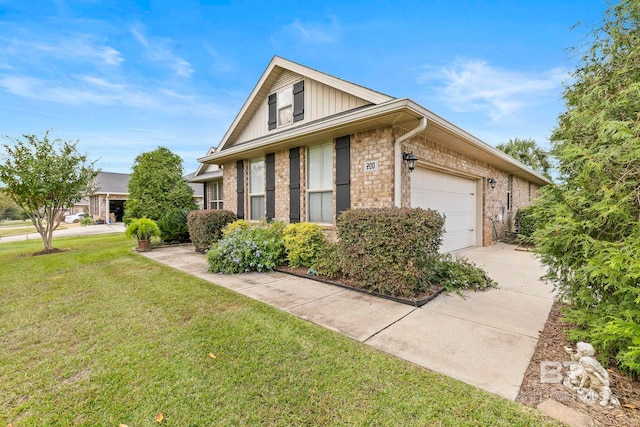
[337,207,444,298]
[187,210,236,252]
[207,221,285,273]
[222,219,251,238]
[80,216,95,226]
[157,208,192,243]
[312,241,342,279]
[514,205,537,243]
[434,254,498,292]
[283,222,327,268]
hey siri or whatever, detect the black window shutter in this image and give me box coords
[335,135,350,218]
[293,81,304,122]
[203,182,209,209]
[268,93,277,130]
[236,160,244,219]
[289,147,300,223]
[265,153,276,221]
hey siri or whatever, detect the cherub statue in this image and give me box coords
[577,356,619,407]
[563,342,595,389]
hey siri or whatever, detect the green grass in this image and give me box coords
[0,235,555,426]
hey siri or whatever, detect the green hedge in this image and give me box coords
[187,210,236,252]
[337,208,444,298]
[515,205,537,243]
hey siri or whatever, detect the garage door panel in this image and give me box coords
[411,168,477,252]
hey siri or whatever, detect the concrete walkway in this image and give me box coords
[140,243,555,401]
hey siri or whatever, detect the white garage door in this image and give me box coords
[410,168,477,252]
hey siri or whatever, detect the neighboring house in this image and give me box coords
[196,56,550,252]
[88,172,204,222]
[185,153,224,211]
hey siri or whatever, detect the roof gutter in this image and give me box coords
[394,117,427,207]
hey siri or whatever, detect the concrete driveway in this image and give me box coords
[140,242,555,401]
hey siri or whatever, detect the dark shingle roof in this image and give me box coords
[91,172,204,197]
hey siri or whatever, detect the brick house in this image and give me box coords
[196,56,550,252]
[88,172,205,222]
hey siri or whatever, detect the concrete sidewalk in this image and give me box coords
[140,243,555,401]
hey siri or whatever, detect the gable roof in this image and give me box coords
[91,172,204,197]
[198,57,551,187]
[92,172,129,194]
[216,56,393,152]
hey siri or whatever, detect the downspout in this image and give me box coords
[394,117,427,207]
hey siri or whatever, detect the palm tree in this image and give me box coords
[496,138,552,178]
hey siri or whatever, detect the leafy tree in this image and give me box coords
[124,147,196,223]
[533,0,640,376]
[496,138,552,178]
[0,132,98,253]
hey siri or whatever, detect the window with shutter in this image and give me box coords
[267,80,304,130]
[249,158,265,220]
[307,143,333,223]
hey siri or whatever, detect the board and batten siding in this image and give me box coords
[233,71,371,146]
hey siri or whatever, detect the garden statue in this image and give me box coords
[563,342,595,389]
[563,342,620,407]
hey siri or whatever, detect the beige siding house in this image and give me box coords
[197,56,549,252]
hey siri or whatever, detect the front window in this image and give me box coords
[277,87,293,126]
[307,143,333,223]
[209,180,223,210]
[249,158,265,220]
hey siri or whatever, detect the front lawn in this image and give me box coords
[0,235,554,426]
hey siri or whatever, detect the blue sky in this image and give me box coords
[0,0,608,175]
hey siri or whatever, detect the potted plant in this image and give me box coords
[125,217,161,252]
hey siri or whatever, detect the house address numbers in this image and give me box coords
[364,160,378,172]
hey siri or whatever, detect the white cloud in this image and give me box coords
[130,25,194,78]
[283,17,340,44]
[417,59,567,121]
[0,74,222,117]
[0,35,123,67]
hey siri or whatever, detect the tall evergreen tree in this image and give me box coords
[533,0,640,375]
[124,147,196,223]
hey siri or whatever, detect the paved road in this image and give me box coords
[0,222,126,244]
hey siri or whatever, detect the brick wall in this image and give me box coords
[350,127,395,209]
[274,150,289,220]
[208,125,542,247]
[222,161,238,217]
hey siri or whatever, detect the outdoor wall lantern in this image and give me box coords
[402,152,418,172]
[487,177,497,189]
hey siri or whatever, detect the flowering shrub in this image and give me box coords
[283,222,327,267]
[221,219,251,238]
[207,221,285,273]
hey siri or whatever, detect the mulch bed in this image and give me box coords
[275,265,444,306]
[517,300,640,426]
